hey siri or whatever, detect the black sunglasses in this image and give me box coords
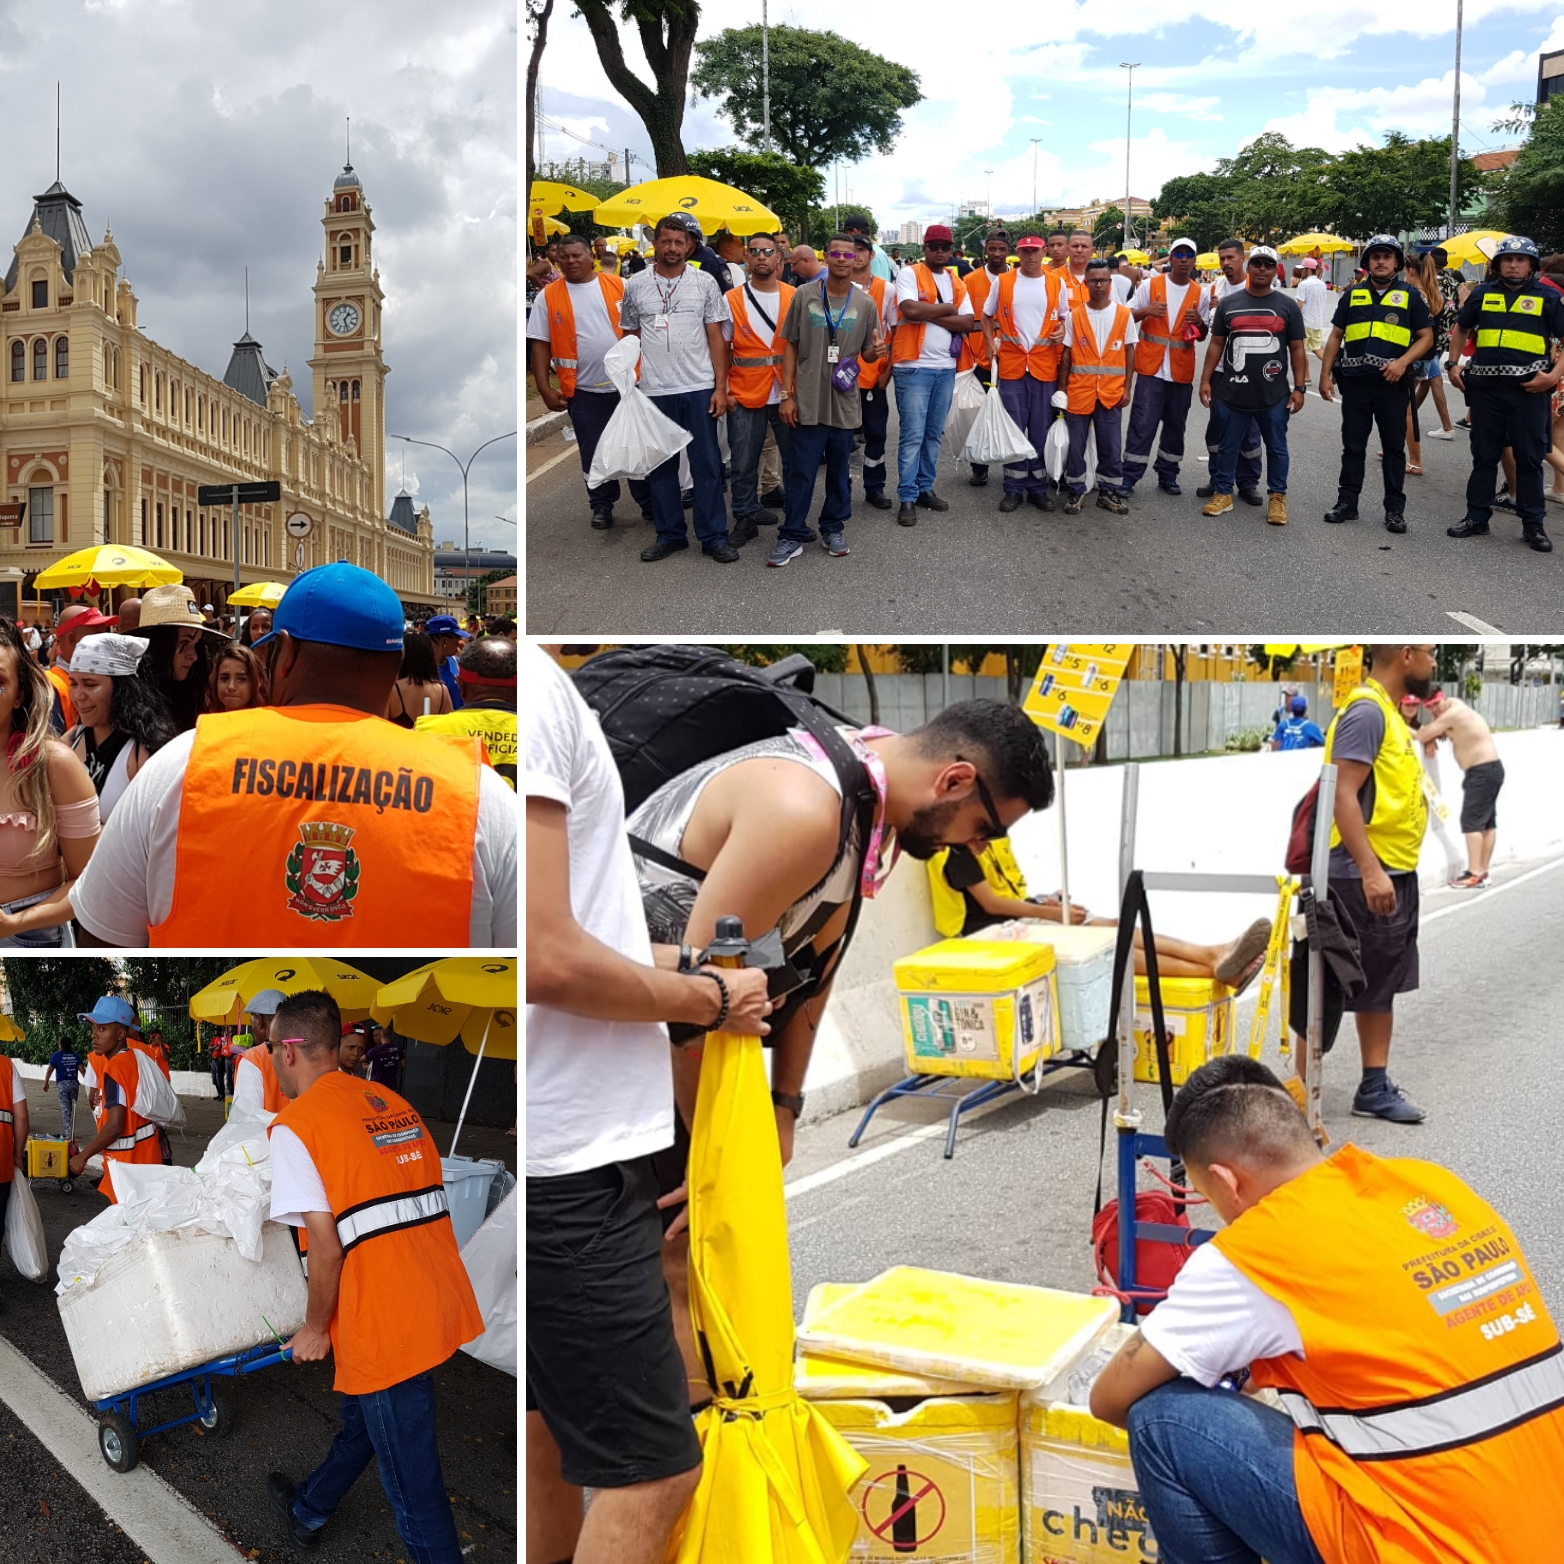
[955,755,1007,841]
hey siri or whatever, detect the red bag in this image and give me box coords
[1092,1191,1194,1315]
[1285,780,1320,876]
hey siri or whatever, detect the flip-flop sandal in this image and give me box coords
[1406,464,1423,475]
[1215,917,1273,993]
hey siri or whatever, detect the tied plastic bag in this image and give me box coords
[4,1171,48,1281]
[131,1051,184,1128]
[1044,411,1096,491]
[963,382,1038,467]
[585,337,693,485]
[459,1188,517,1377]
[941,369,987,463]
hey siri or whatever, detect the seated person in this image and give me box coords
[1269,695,1326,752]
[929,842,1271,990]
[1088,1056,1564,1564]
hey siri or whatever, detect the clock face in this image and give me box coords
[327,302,361,337]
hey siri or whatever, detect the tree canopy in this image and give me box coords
[1489,96,1564,253]
[575,0,701,176]
[686,148,825,236]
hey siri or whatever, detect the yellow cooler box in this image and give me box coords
[1132,975,1235,1087]
[817,1393,1021,1564]
[895,940,1061,1081]
[1022,1398,1156,1564]
[26,1136,71,1179]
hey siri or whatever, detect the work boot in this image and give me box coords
[760,487,785,509]
[1196,483,1217,497]
[1351,1077,1426,1124]
[1202,492,1234,516]
[1157,477,1182,495]
[267,1473,321,1554]
[897,503,918,527]
[590,507,614,531]
[998,492,1024,513]
[917,490,950,511]
[1097,491,1129,515]
[968,468,989,487]
[729,515,760,548]
[864,490,892,510]
[1239,487,1264,507]
[1267,493,1288,526]
[703,542,741,564]
[1524,526,1553,553]
[1062,492,1083,515]
[1028,490,1055,512]
[1446,516,1490,539]
[640,538,690,562]
[1323,501,1358,523]
[1384,511,1407,535]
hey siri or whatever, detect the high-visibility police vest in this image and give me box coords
[539,274,625,397]
[416,704,516,790]
[1338,283,1415,373]
[724,281,794,408]
[1213,1144,1564,1564]
[992,269,1064,382]
[237,1042,288,1114]
[1066,301,1132,412]
[1134,273,1203,382]
[95,1048,161,1204]
[0,1055,14,1185]
[270,1072,484,1395]
[1323,679,1428,872]
[856,275,889,391]
[928,840,1029,938]
[1467,283,1552,379]
[150,705,482,947]
[891,264,968,365]
[958,266,1002,371]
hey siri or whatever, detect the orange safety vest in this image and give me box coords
[958,266,1004,371]
[95,1047,161,1204]
[856,276,889,391]
[129,1036,171,1081]
[992,269,1065,382]
[238,1043,288,1114]
[1134,273,1204,383]
[725,281,795,408]
[1213,1145,1564,1564]
[539,274,625,398]
[47,665,76,731]
[0,1055,15,1184]
[1065,301,1133,412]
[1056,268,1091,315]
[269,1072,483,1395]
[891,263,969,365]
[150,706,481,948]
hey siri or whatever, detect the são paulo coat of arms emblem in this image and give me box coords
[285,820,360,921]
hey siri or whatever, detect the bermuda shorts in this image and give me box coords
[525,1153,702,1489]
[1460,759,1504,834]
[1335,871,1419,1014]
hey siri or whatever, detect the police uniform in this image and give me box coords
[1449,239,1564,552]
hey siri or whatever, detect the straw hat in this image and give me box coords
[133,583,228,636]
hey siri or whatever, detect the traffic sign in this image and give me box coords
[197,481,282,506]
[285,511,314,539]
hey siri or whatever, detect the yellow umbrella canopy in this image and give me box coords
[1441,230,1508,267]
[33,544,182,592]
[370,959,516,1061]
[1262,641,1358,657]
[593,176,780,237]
[1120,249,1150,264]
[1277,232,1356,255]
[188,958,381,1025]
[226,581,287,609]
[1196,251,1220,270]
[529,180,598,215]
[666,932,865,1564]
[0,1014,25,1044]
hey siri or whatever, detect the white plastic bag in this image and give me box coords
[585,337,692,485]
[5,1172,48,1281]
[459,1189,517,1377]
[963,383,1037,467]
[131,1051,184,1128]
[1044,417,1069,482]
[942,369,988,463]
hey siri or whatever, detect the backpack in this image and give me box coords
[1285,782,1320,877]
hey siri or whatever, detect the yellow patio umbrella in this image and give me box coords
[1261,641,1357,657]
[1196,251,1220,270]
[371,959,516,1156]
[665,921,865,1564]
[594,176,780,237]
[33,544,181,592]
[1121,249,1150,265]
[529,180,598,215]
[0,1014,25,1044]
[1278,232,1355,255]
[188,957,381,1026]
[226,580,287,609]
[1440,230,1508,267]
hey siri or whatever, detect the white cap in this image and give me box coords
[1248,245,1280,264]
[1169,238,1197,255]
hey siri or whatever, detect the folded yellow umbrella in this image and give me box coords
[0,1014,24,1044]
[226,581,287,609]
[33,544,182,592]
[594,176,780,237]
[1277,232,1355,255]
[666,926,865,1564]
[188,958,381,1025]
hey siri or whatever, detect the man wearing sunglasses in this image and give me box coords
[724,234,795,548]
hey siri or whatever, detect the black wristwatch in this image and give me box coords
[771,1090,805,1119]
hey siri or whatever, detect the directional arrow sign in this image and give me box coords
[285,511,314,539]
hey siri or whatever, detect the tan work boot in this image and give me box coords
[1202,492,1234,516]
[1267,493,1287,525]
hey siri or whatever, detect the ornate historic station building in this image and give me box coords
[0,162,438,619]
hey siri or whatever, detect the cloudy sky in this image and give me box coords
[0,0,515,551]
[539,2,1563,233]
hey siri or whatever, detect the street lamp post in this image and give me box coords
[1121,62,1141,252]
[1448,0,1463,239]
[983,168,993,220]
[389,431,517,615]
[1029,138,1043,219]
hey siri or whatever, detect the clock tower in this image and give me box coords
[308,161,388,520]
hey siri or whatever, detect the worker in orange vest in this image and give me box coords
[0,1048,30,1253]
[848,232,894,510]
[526,232,652,528]
[1121,237,1211,497]
[263,989,483,1558]
[68,996,161,1203]
[232,988,288,1115]
[1090,1056,1564,1564]
[1056,230,1095,315]
[1057,258,1138,516]
[126,1014,174,1164]
[959,231,1013,490]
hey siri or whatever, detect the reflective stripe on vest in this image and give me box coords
[1340,287,1413,364]
[1277,1346,1564,1462]
[1475,293,1546,355]
[993,269,1061,381]
[540,275,625,398]
[0,1109,12,1124]
[1072,363,1120,375]
[1469,286,1551,376]
[726,283,795,407]
[335,1184,450,1255]
[107,1120,159,1153]
[1066,301,1131,412]
[731,353,783,366]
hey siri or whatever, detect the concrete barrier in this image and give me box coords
[16,1061,218,1098]
[801,725,1564,1122]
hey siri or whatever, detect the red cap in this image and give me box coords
[923,225,954,243]
[62,607,118,632]
[1016,236,1046,249]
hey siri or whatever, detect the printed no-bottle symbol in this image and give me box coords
[864,1464,944,1552]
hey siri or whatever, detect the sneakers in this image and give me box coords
[998,492,1025,513]
[1450,871,1488,889]
[820,530,850,557]
[917,490,950,511]
[1202,492,1234,516]
[1447,516,1490,539]
[1267,493,1288,526]
[267,1473,321,1554]
[1062,492,1083,515]
[1493,490,1518,514]
[1097,491,1129,515]
[1426,426,1455,440]
[1351,1077,1427,1124]
[1323,502,1358,524]
[767,538,804,567]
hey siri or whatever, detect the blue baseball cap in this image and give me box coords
[252,561,404,654]
[424,614,470,639]
[1290,696,1309,715]
[78,995,137,1027]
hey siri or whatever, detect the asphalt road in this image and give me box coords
[782,852,1564,1322]
[526,349,1563,635]
[0,1094,517,1564]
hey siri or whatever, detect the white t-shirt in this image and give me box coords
[891,266,973,369]
[69,721,517,949]
[3,1056,22,1106]
[524,277,622,394]
[269,1125,331,1229]
[233,1055,265,1114]
[1110,273,1133,304]
[1140,1241,1305,1386]
[982,271,1057,354]
[725,284,787,406]
[1129,277,1208,381]
[1297,275,1332,330]
[524,646,675,1179]
[1062,300,1139,356]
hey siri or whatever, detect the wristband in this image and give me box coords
[694,970,730,1032]
[678,942,694,973]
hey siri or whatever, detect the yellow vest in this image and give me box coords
[415,705,517,790]
[1324,680,1428,872]
[928,840,1029,938]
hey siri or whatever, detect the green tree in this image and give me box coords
[1093,206,1125,250]
[467,566,512,617]
[807,202,878,247]
[534,162,627,243]
[718,644,851,672]
[1220,134,1335,243]
[686,147,825,236]
[691,26,922,170]
[119,958,249,1071]
[1489,96,1564,253]
[3,958,119,1065]
[1152,172,1239,251]
[1317,134,1482,240]
[574,0,701,177]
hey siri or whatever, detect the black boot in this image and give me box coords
[1446,516,1491,539]
[1323,500,1358,523]
[1524,525,1553,553]
[1384,511,1407,534]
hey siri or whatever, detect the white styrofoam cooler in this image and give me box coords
[990,923,1117,1050]
[59,1222,308,1402]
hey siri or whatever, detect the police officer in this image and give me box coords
[1447,235,1564,553]
[1318,235,1434,533]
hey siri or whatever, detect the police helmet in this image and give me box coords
[1493,234,1540,273]
[1362,234,1405,269]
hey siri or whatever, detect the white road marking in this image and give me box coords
[785,853,1564,1203]
[1446,612,1506,634]
[526,447,577,481]
[0,1335,246,1564]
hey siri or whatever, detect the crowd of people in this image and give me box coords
[528,212,1564,562]
[0,561,517,948]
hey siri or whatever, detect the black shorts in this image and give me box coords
[1460,760,1504,834]
[525,1155,701,1489]
[1336,871,1419,1013]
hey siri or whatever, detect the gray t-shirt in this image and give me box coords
[1327,699,1403,879]
[779,280,877,429]
[618,265,730,396]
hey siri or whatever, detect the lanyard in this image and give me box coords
[820,279,851,345]
[653,268,685,315]
[793,723,897,900]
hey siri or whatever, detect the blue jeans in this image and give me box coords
[1127,1381,1326,1564]
[726,402,792,520]
[893,367,956,502]
[781,424,854,541]
[644,390,730,549]
[293,1371,462,1564]
[1210,399,1290,496]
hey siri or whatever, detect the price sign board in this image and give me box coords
[1023,643,1134,750]
[1332,646,1363,707]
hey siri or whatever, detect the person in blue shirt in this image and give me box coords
[1270,695,1326,751]
[43,1036,83,1138]
[423,614,468,712]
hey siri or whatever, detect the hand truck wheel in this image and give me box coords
[60,1179,74,1194]
[98,1411,139,1472]
[197,1388,233,1439]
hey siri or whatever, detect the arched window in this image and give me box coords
[351,380,360,401]
[339,195,351,212]
[338,381,348,402]
[10,342,22,383]
[55,336,68,378]
[32,338,47,380]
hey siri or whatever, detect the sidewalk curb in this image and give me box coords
[527,411,568,446]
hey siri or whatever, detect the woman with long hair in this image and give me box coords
[1407,250,1455,439]
[63,634,177,822]
[385,630,453,728]
[239,607,273,648]
[0,619,101,945]
[205,640,268,711]
[129,585,227,733]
